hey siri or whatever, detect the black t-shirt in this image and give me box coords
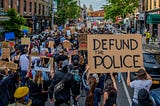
[105,91,117,106]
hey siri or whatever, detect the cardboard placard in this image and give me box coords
[2,41,9,48]
[87,34,143,74]
[69,50,78,56]
[78,33,87,50]
[30,52,39,56]
[8,41,15,47]
[62,40,71,49]
[30,56,54,72]
[2,48,10,59]
[48,41,55,48]
[0,60,18,69]
[21,38,30,45]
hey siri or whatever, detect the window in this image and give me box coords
[17,0,20,13]
[150,0,152,9]
[39,4,41,14]
[34,2,37,14]
[146,0,148,10]
[0,0,4,8]
[29,2,32,12]
[154,0,156,8]
[24,0,26,12]
[42,5,44,15]
[9,0,13,8]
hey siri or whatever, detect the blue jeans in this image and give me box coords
[118,72,121,82]
[21,70,27,86]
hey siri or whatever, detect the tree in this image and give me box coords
[55,0,81,25]
[104,0,139,21]
[0,9,26,37]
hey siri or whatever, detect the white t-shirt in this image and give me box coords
[130,79,152,103]
[19,54,29,71]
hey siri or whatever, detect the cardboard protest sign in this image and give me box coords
[62,40,71,49]
[2,41,9,48]
[0,60,18,70]
[30,56,54,72]
[21,38,30,45]
[2,48,10,59]
[8,41,15,47]
[69,50,78,56]
[78,33,87,50]
[48,41,55,48]
[87,34,143,74]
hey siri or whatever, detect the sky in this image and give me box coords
[80,0,107,11]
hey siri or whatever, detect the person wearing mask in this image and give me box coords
[48,60,78,106]
[127,69,152,106]
[19,48,29,86]
[103,72,117,106]
[82,66,102,106]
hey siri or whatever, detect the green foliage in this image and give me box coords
[104,0,139,21]
[55,0,81,25]
[0,9,26,37]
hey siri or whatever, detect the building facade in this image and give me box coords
[0,0,52,33]
[139,0,160,38]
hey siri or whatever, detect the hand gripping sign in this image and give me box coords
[87,34,143,74]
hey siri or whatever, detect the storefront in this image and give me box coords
[146,13,160,38]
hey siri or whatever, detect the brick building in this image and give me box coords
[138,0,160,38]
[0,0,52,33]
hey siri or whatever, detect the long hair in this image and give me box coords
[85,77,97,106]
[104,79,116,96]
[33,71,43,86]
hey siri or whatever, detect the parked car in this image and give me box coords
[132,50,160,85]
[143,50,160,85]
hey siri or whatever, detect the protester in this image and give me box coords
[8,86,31,106]
[26,71,47,106]
[127,69,152,106]
[0,71,20,105]
[48,60,78,106]
[82,66,102,106]
[19,48,29,86]
[103,72,117,106]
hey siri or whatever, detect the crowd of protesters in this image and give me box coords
[0,25,155,106]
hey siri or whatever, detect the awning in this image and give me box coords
[147,14,160,24]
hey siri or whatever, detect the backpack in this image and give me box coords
[54,73,73,94]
